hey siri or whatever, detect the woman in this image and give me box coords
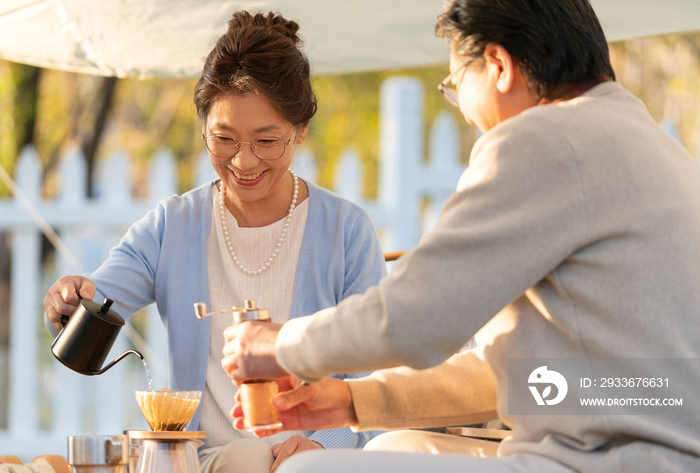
[43,10,386,473]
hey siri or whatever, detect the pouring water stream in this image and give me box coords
[141,357,154,391]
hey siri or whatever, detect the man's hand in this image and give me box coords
[230,376,358,437]
[270,435,323,473]
[222,321,289,384]
[43,276,96,330]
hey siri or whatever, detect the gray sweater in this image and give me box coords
[276,82,700,472]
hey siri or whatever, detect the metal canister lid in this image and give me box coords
[67,435,127,466]
[233,300,270,323]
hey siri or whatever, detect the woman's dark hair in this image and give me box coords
[436,0,616,98]
[194,11,317,127]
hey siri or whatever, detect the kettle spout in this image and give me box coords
[91,349,144,375]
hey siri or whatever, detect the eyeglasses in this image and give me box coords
[202,130,295,161]
[437,58,473,107]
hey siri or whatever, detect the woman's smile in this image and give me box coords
[231,169,267,186]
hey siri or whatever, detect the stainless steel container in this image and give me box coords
[124,430,142,473]
[67,435,128,473]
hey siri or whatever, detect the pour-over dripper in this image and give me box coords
[135,389,202,431]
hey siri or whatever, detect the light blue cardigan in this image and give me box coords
[55,180,387,449]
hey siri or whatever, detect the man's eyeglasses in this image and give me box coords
[202,130,295,161]
[437,58,473,107]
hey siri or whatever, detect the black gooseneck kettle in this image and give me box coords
[51,297,144,376]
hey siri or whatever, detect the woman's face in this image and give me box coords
[204,93,308,206]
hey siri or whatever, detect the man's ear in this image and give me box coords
[483,43,516,94]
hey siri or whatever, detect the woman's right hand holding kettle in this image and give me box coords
[44,276,96,330]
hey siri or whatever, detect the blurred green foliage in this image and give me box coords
[0,62,13,190]
[0,62,40,193]
[609,35,700,158]
[309,64,475,198]
[2,33,700,200]
[0,61,473,199]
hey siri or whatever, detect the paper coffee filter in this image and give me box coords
[135,389,202,431]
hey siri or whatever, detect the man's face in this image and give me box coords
[449,51,499,132]
[449,47,539,133]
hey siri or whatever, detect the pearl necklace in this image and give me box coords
[219,170,298,276]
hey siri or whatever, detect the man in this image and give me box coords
[222,0,700,471]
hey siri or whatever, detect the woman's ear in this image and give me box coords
[296,121,310,144]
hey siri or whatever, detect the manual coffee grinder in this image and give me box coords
[194,299,283,431]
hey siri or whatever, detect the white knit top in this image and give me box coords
[200,182,309,454]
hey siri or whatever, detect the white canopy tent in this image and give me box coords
[0,0,699,78]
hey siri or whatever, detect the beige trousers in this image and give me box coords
[276,430,575,473]
[200,438,274,473]
[364,430,501,456]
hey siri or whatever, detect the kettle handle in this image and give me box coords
[60,295,83,328]
[91,349,144,375]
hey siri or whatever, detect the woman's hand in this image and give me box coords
[230,376,358,437]
[222,321,289,384]
[270,435,323,473]
[43,276,96,330]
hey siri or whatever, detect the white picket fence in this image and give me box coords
[0,76,466,459]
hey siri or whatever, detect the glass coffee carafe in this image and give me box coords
[129,431,204,473]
